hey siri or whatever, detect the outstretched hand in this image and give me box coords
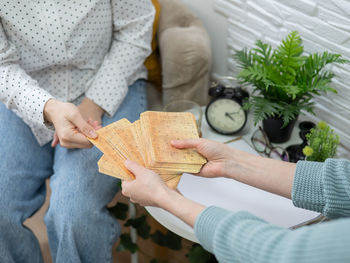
[47,98,104,148]
[122,160,170,207]
[51,119,102,147]
[171,138,236,178]
[44,99,99,149]
[123,160,205,227]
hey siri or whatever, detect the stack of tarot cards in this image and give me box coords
[88,111,207,189]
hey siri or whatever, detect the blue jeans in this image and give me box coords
[0,80,147,263]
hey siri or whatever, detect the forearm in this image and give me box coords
[226,149,296,199]
[0,25,53,128]
[226,152,350,217]
[0,63,53,127]
[158,189,205,228]
[195,206,350,263]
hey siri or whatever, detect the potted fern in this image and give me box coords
[234,31,348,143]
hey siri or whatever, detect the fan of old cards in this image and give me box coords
[88,111,207,189]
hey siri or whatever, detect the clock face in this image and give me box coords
[205,98,247,134]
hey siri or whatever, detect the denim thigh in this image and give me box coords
[0,102,53,222]
[50,79,147,210]
[0,102,53,263]
[45,80,147,262]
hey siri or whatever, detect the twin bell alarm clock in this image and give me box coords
[205,81,249,135]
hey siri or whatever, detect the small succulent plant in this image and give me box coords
[303,121,339,162]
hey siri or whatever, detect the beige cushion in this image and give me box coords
[157,0,211,106]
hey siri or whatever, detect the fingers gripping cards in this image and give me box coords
[88,111,207,189]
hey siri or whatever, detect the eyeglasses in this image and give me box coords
[251,127,289,162]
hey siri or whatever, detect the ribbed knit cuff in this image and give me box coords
[321,159,350,218]
[292,161,325,213]
[194,206,230,253]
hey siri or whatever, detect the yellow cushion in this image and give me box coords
[144,0,162,90]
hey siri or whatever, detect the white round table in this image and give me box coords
[146,113,320,243]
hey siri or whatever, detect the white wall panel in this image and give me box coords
[214,0,350,155]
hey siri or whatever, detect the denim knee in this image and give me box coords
[0,206,17,230]
[45,192,119,232]
[44,195,120,261]
[45,197,95,231]
[0,197,25,227]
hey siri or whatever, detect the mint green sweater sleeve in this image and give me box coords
[293,159,350,218]
[194,159,350,263]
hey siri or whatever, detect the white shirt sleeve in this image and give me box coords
[0,20,54,130]
[85,0,155,116]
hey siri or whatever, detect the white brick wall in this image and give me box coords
[214,0,350,157]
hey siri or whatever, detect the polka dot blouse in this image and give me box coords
[0,0,154,146]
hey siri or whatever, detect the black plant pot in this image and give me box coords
[286,121,316,163]
[262,117,297,143]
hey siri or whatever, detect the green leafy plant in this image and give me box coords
[187,244,218,263]
[110,202,181,253]
[110,201,216,262]
[303,121,340,162]
[234,31,348,126]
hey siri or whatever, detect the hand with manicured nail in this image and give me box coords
[122,160,205,227]
[44,99,100,149]
[122,160,169,207]
[171,138,238,179]
[51,118,102,147]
